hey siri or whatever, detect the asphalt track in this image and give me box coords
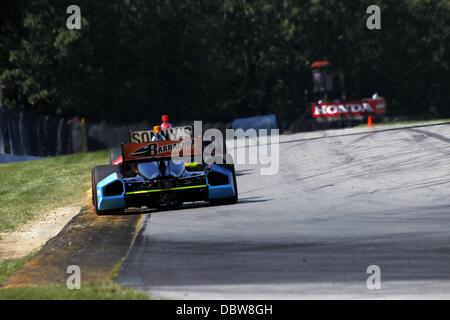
[118,123,450,299]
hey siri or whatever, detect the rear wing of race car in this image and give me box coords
[121,138,202,163]
[129,126,193,143]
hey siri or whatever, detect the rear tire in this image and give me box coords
[92,165,125,215]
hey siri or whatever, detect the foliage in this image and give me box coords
[0,0,449,124]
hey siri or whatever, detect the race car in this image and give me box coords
[92,138,238,215]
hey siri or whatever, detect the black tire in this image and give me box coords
[225,154,238,203]
[227,168,238,204]
[109,147,121,164]
[92,165,125,215]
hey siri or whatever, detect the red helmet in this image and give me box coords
[161,114,169,122]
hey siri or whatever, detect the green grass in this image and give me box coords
[0,151,109,232]
[0,282,149,300]
[0,253,36,285]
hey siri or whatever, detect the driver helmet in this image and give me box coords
[153,125,161,134]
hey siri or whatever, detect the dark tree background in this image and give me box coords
[1,0,449,125]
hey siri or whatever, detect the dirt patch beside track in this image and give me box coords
[0,206,81,260]
[2,205,142,288]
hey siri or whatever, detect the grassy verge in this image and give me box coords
[0,151,108,232]
[0,255,149,300]
[0,253,36,285]
[0,151,149,299]
[0,282,149,300]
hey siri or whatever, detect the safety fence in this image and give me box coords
[0,107,80,156]
[0,107,154,158]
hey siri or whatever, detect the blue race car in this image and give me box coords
[91,139,237,215]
